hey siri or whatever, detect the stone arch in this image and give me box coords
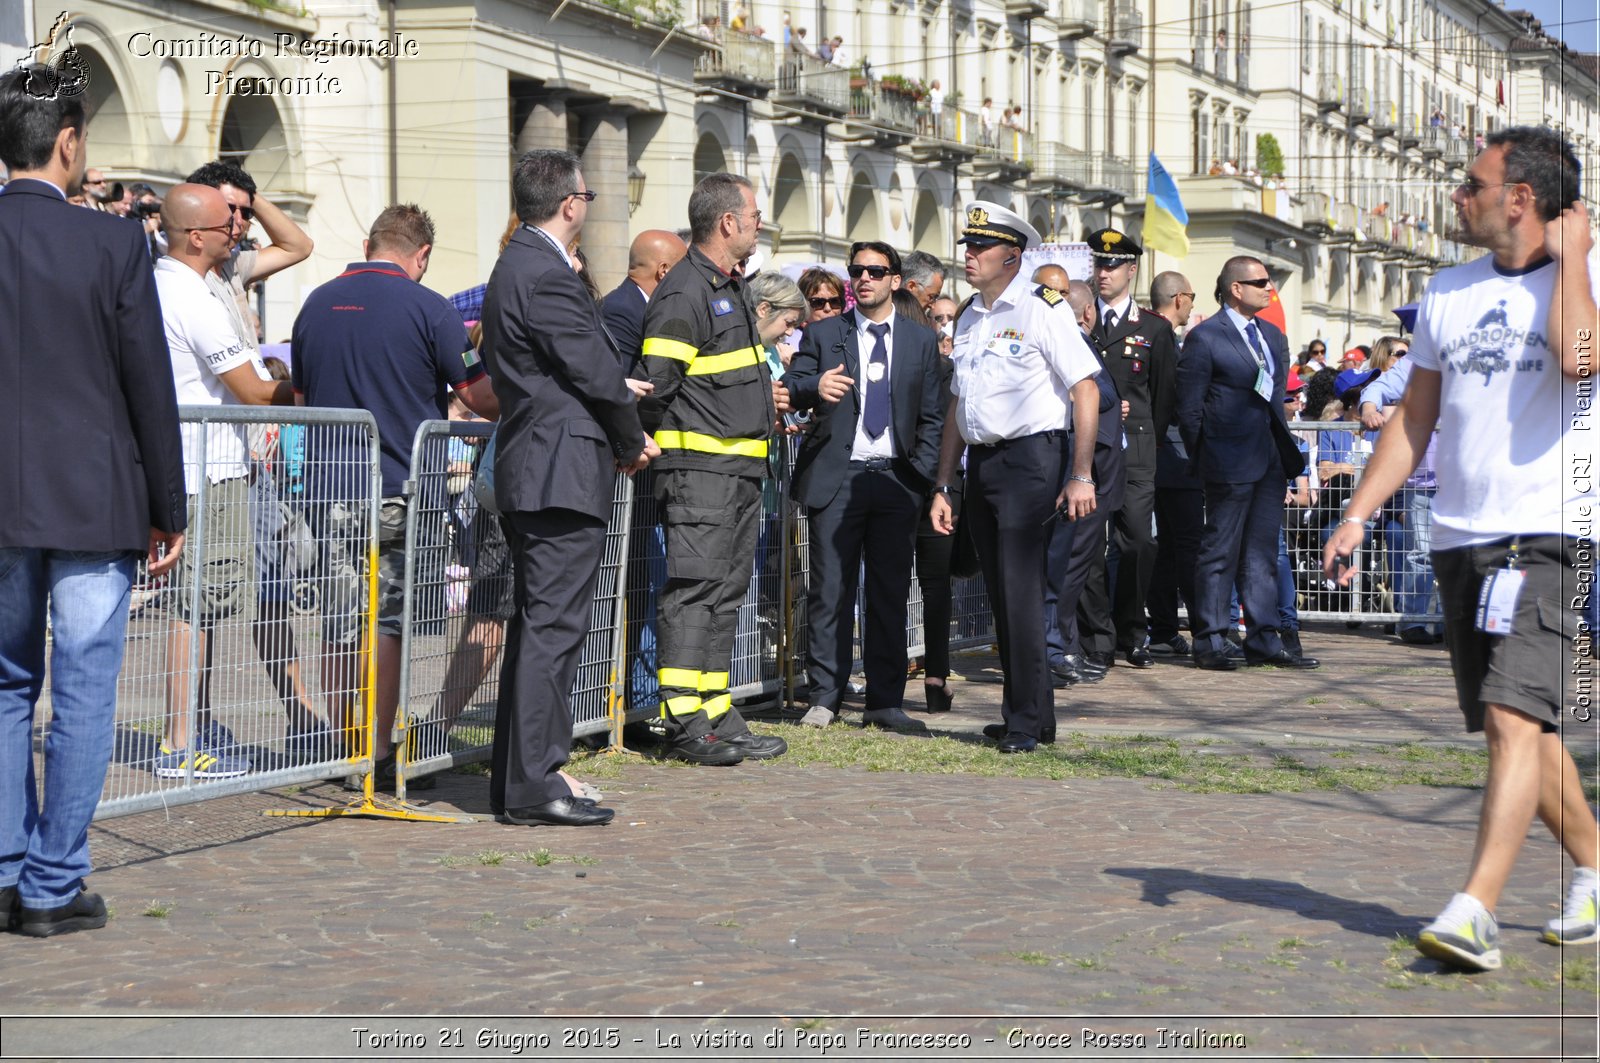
[694,131,729,186]
[772,150,809,236]
[845,168,879,239]
[911,184,945,254]
[206,59,304,190]
[73,43,135,167]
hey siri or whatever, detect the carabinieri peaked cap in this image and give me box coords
[1086,227,1144,261]
[957,201,1041,250]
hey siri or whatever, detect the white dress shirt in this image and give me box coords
[850,307,897,461]
[1224,304,1273,378]
[950,271,1101,445]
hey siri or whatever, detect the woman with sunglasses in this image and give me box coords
[798,267,847,325]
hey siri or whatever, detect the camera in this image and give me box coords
[131,198,162,220]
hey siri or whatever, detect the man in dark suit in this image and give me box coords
[1044,278,1127,686]
[600,229,687,368]
[1176,256,1318,671]
[1083,228,1178,677]
[785,241,945,730]
[480,149,658,827]
[0,66,186,936]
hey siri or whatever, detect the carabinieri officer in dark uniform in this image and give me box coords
[1081,228,1178,677]
[929,202,1102,754]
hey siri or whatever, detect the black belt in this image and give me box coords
[972,430,1062,451]
[848,457,895,471]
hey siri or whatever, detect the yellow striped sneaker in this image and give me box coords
[1417,892,1501,971]
[1541,869,1600,946]
[152,743,251,779]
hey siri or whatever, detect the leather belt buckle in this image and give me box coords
[850,457,894,471]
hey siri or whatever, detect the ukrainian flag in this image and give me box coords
[1142,153,1190,258]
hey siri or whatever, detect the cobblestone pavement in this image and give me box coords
[3,625,1597,1061]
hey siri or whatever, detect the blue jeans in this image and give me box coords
[1392,487,1438,631]
[0,548,137,907]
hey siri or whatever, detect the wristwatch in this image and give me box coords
[935,484,956,497]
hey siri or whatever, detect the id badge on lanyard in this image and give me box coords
[1475,538,1525,635]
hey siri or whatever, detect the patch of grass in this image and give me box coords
[523,917,548,930]
[452,761,490,777]
[1066,954,1103,969]
[1562,957,1599,994]
[713,919,741,928]
[524,849,554,867]
[476,850,510,866]
[435,854,469,869]
[795,1018,828,1032]
[1305,696,1327,705]
[1013,951,1051,966]
[765,726,1488,795]
[471,912,497,929]
[143,901,174,918]
[1278,936,1312,950]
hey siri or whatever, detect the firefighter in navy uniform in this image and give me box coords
[929,202,1102,754]
[1079,228,1178,679]
[639,173,789,766]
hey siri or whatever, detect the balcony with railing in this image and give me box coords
[846,80,920,143]
[1108,3,1142,55]
[1006,0,1050,16]
[693,28,777,94]
[1302,192,1335,232]
[972,124,1034,177]
[1333,201,1359,238]
[1442,135,1473,168]
[1099,155,1140,200]
[1058,0,1096,40]
[1419,125,1443,157]
[1317,73,1344,111]
[773,52,849,116]
[1032,140,1087,189]
[1398,112,1420,146]
[1393,220,1417,254]
[1347,85,1371,125]
[1371,95,1396,134]
[911,105,981,161]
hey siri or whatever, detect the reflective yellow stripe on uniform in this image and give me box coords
[642,337,698,363]
[685,346,762,377]
[662,694,703,717]
[698,671,731,692]
[702,693,732,717]
[659,667,703,689]
[655,430,769,459]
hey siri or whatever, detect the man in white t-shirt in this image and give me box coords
[154,184,294,781]
[1326,126,1599,973]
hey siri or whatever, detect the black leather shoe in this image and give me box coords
[1084,650,1113,674]
[1050,657,1081,686]
[1281,631,1306,657]
[922,680,954,712]
[665,734,744,766]
[997,732,1038,754]
[982,723,1055,745]
[1,884,17,932]
[722,731,788,760]
[1193,651,1239,671]
[1124,643,1155,669]
[503,796,615,827]
[1245,651,1322,670]
[14,890,107,938]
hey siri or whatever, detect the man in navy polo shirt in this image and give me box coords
[291,204,499,789]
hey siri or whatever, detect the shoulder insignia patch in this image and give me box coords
[1034,284,1064,307]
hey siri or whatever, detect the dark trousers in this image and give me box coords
[1193,475,1286,658]
[966,432,1068,740]
[1046,502,1113,659]
[1110,433,1157,649]
[1147,486,1204,641]
[915,484,962,678]
[805,464,922,710]
[490,508,608,813]
[655,469,762,734]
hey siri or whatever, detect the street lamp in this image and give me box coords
[627,165,646,216]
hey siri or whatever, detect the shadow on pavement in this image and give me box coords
[1105,865,1421,939]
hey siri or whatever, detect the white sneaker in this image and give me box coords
[1542,868,1600,946]
[861,707,928,733]
[799,706,835,728]
[1417,892,1501,971]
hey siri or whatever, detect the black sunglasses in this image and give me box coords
[848,264,893,280]
[227,203,255,222]
[809,296,845,310]
[1236,277,1272,289]
[564,190,598,202]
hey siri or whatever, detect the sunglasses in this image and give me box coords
[1236,277,1273,289]
[1394,348,1409,356]
[809,296,845,310]
[227,203,256,223]
[564,190,598,202]
[182,222,234,236]
[847,264,893,280]
[1458,178,1508,197]
[84,179,106,185]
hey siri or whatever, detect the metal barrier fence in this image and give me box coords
[79,407,382,820]
[396,420,634,802]
[1284,419,1442,627]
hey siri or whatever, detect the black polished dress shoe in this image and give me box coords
[1,884,17,932]
[1281,631,1306,657]
[1193,651,1239,671]
[1083,650,1113,674]
[982,723,1055,745]
[503,796,615,827]
[665,733,744,766]
[997,732,1038,754]
[1124,643,1155,669]
[922,680,954,712]
[1049,656,1081,686]
[14,889,107,938]
[721,731,788,760]
[1245,651,1322,670]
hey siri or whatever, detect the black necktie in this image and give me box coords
[1246,320,1271,377]
[863,322,891,439]
[1103,308,1119,334]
